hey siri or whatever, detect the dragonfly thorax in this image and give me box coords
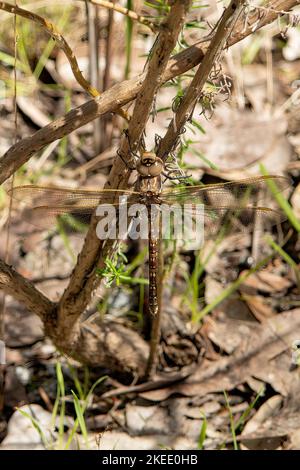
[137,175,162,196]
[136,152,164,177]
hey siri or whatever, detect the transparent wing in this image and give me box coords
[152,204,285,243]
[14,203,286,239]
[157,175,290,239]
[18,206,95,232]
[9,177,289,236]
[9,185,140,207]
[9,185,140,234]
[160,175,290,206]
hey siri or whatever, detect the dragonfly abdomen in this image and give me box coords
[148,238,159,316]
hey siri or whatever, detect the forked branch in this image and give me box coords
[0,261,148,376]
[58,0,192,322]
[0,0,296,185]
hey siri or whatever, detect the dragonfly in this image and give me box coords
[10,152,289,320]
[10,153,290,377]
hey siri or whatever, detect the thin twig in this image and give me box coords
[0,0,297,374]
[58,0,192,323]
[80,0,159,33]
[0,0,295,185]
[0,1,129,121]
[250,2,299,17]
[101,0,115,150]
[0,1,99,96]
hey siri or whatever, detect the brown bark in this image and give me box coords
[58,0,192,326]
[0,0,296,185]
[0,259,54,322]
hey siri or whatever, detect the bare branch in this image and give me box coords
[58,0,192,320]
[0,258,148,375]
[0,77,138,185]
[0,1,99,97]
[0,0,297,375]
[0,1,128,121]
[117,0,192,167]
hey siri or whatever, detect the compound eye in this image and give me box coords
[141,153,156,166]
[144,158,154,166]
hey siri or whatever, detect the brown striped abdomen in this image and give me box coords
[148,237,159,316]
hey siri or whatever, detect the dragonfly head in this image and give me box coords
[137,152,164,177]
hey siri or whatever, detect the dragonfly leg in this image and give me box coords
[116,148,137,171]
[154,133,162,152]
[120,128,146,168]
[162,171,192,182]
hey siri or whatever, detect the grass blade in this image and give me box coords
[260,164,300,232]
[197,412,207,450]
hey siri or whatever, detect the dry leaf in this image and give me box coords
[140,310,300,401]
[194,105,291,178]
